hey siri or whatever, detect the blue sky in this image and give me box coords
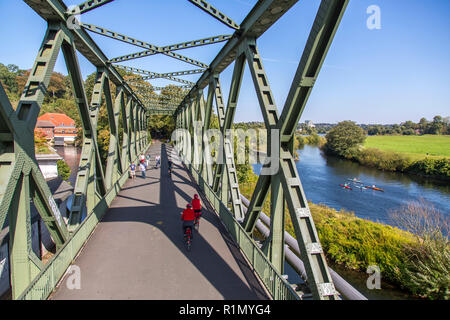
[0,0,449,124]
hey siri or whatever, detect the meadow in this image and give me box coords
[364,135,450,159]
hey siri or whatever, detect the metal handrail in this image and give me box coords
[240,194,367,300]
[182,159,300,300]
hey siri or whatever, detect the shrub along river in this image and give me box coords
[253,145,449,299]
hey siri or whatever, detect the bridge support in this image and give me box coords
[1,1,150,299]
[174,0,349,300]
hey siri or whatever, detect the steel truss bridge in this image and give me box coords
[0,0,363,300]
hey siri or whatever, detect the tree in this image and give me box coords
[57,160,72,181]
[325,121,366,158]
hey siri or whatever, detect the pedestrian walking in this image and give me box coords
[129,162,136,180]
[139,161,146,178]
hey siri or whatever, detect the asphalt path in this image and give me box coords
[51,141,268,300]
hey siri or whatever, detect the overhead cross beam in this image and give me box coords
[128,75,195,86]
[108,34,231,64]
[176,0,299,113]
[69,0,114,15]
[82,23,229,68]
[188,0,240,30]
[115,64,204,78]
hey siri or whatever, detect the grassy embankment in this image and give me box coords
[239,173,448,299]
[364,135,450,160]
[326,135,450,181]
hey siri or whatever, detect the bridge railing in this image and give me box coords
[185,162,300,300]
[17,146,151,300]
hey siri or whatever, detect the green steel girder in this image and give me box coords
[24,0,146,110]
[116,64,205,79]
[14,0,349,302]
[197,85,214,186]
[0,25,77,299]
[175,0,299,113]
[151,85,193,91]
[174,0,349,300]
[69,0,115,15]
[104,83,124,190]
[68,68,108,232]
[82,23,219,69]
[109,34,232,65]
[240,0,348,300]
[82,23,160,51]
[210,55,246,221]
[114,49,208,69]
[147,108,177,116]
[121,97,133,168]
[187,0,240,30]
[1,0,150,301]
[129,75,195,87]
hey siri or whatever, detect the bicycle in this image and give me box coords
[194,212,201,231]
[184,226,193,251]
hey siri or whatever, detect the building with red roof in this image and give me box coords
[35,113,78,145]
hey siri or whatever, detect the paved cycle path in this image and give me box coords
[51,141,268,300]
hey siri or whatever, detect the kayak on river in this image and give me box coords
[339,184,353,190]
[365,185,385,192]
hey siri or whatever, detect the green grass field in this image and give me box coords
[364,135,450,159]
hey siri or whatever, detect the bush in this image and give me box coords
[305,133,326,147]
[390,200,449,299]
[354,148,413,172]
[34,131,50,154]
[57,159,71,181]
[408,158,450,178]
[325,121,366,157]
[295,135,305,149]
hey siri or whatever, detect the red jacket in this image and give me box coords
[191,198,202,211]
[181,208,196,221]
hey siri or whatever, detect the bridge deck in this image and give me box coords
[51,141,268,300]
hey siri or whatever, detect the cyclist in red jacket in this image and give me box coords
[181,204,196,238]
[191,194,202,217]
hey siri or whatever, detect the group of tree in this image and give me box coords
[364,116,450,136]
[324,121,449,180]
[0,62,181,167]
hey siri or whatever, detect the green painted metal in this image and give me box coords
[211,55,246,220]
[3,0,349,300]
[70,0,115,15]
[174,0,349,300]
[182,160,299,300]
[187,0,240,30]
[109,34,231,64]
[0,0,151,300]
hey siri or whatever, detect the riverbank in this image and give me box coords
[317,133,450,182]
[328,146,450,182]
[240,170,449,300]
[365,135,450,160]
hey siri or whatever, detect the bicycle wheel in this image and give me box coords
[186,238,191,251]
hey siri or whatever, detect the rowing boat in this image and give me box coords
[365,185,384,192]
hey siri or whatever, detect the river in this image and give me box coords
[54,146,81,186]
[253,146,449,226]
[253,146,449,299]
